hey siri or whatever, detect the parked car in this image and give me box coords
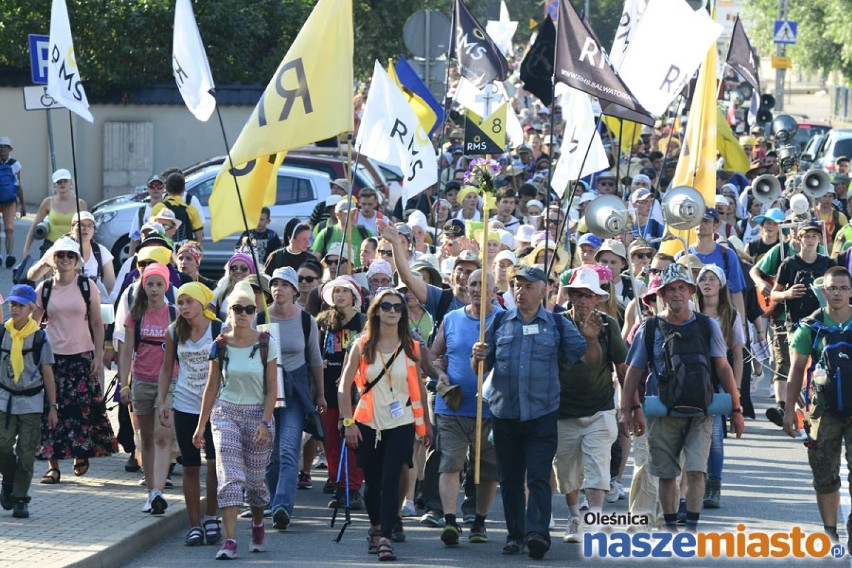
[789,118,832,152]
[799,134,824,170]
[93,164,331,277]
[804,128,852,174]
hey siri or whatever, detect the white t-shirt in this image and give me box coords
[172,322,217,414]
[82,243,113,282]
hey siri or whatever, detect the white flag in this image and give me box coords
[454,77,505,118]
[609,0,648,70]
[485,0,518,56]
[550,88,609,198]
[173,0,216,121]
[47,0,93,123]
[356,61,437,201]
[618,0,722,115]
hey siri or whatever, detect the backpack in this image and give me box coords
[170,319,224,361]
[0,327,47,428]
[162,199,194,244]
[319,225,369,258]
[802,310,852,416]
[133,304,178,351]
[215,331,270,391]
[644,313,716,415]
[41,276,95,344]
[0,159,18,203]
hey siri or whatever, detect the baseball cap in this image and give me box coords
[453,249,482,269]
[443,219,465,238]
[577,233,603,249]
[703,207,720,221]
[0,137,13,149]
[324,242,350,261]
[6,284,37,305]
[52,169,72,183]
[797,220,821,234]
[147,174,165,186]
[630,188,653,204]
[512,265,547,283]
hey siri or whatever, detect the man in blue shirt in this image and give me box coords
[472,265,601,559]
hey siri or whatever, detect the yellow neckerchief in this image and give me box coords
[4,317,40,383]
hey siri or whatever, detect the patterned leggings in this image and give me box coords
[211,400,274,509]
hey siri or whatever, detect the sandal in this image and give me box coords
[204,518,222,545]
[40,468,61,484]
[376,539,396,562]
[73,458,89,477]
[367,529,381,554]
[185,526,204,547]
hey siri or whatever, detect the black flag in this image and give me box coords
[520,16,556,106]
[554,0,650,118]
[726,15,760,93]
[450,0,510,89]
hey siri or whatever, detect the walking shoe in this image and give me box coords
[400,498,417,517]
[164,463,175,487]
[563,516,582,543]
[204,518,223,545]
[502,539,525,555]
[150,492,168,515]
[420,509,445,528]
[462,514,476,525]
[526,534,548,559]
[348,491,364,511]
[272,506,290,530]
[579,495,589,511]
[141,493,153,513]
[12,499,29,519]
[239,508,272,519]
[322,480,337,494]
[5,256,15,269]
[124,454,141,472]
[391,517,406,542]
[215,539,237,560]
[765,406,784,427]
[297,470,312,489]
[549,513,556,529]
[138,477,147,486]
[605,478,626,503]
[314,450,327,470]
[184,526,204,546]
[703,479,721,509]
[440,523,461,546]
[469,523,488,543]
[249,523,266,552]
[0,486,12,511]
[676,497,687,524]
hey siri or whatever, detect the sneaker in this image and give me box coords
[5,256,15,269]
[563,516,582,543]
[703,479,721,509]
[462,514,476,526]
[215,539,237,560]
[765,406,784,427]
[138,477,147,487]
[297,470,312,489]
[400,498,417,517]
[141,493,153,513]
[420,509,445,528]
[502,539,525,555]
[676,497,687,525]
[322,480,337,494]
[549,513,556,529]
[526,534,548,559]
[0,486,13,511]
[314,451,327,470]
[249,523,265,552]
[391,517,406,542]
[348,491,364,511]
[605,478,625,503]
[440,523,461,546]
[150,492,168,515]
[124,454,141,472]
[469,523,488,543]
[579,495,589,511]
[240,508,272,519]
[272,506,290,530]
[12,499,29,519]
[164,476,174,488]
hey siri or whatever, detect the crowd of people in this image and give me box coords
[2,97,852,562]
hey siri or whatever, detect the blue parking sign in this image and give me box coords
[29,34,50,85]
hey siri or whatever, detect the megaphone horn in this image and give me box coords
[752,174,782,205]
[585,195,630,239]
[801,169,831,199]
[661,185,704,231]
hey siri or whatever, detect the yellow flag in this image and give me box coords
[209,0,354,241]
[660,44,717,256]
[716,109,750,173]
[601,116,642,156]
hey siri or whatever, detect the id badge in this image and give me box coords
[522,324,540,336]
[389,400,404,418]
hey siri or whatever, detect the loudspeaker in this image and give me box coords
[752,174,782,205]
[585,195,630,239]
[661,186,704,231]
[801,169,831,200]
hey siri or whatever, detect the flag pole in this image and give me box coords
[616,120,624,200]
[338,145,363,277]
[657,96,685,195]
[211,94,269,320]
[541,13,562,277]
[475,211,488,485]
[433,50,455,249]
[67,112,84,259]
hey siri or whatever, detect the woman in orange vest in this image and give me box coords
[338,287,432,562]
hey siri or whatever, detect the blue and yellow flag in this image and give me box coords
[390,56,444,138]
[209,0,353,241]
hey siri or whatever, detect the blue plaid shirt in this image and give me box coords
[484,307,586,421]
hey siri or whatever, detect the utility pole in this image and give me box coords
[774,0,789,111]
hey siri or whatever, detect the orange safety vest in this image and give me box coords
[352,338,426,437]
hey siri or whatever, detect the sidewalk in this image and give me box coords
[0,390,195,568]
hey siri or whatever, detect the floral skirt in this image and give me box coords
[37,352,117,460]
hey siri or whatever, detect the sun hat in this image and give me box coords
[642,275,663,307]
[366,259,394,280]
[628,238,655,256]
[453,249,482,269]
[566,267,609,298]
[151,207,183,231]
[677,253,704,272]
[0,137,13,149]
[323,242,350,261]
[321,276,363,307]
[752,208,784,225]
[46,236,83,267]
[494,250,517,266]
[269,266,299,292]
[595,239,628,264]
[659,263,695,290]
[515,224,535,244]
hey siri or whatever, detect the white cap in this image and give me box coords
[0,137,12,149]
[52,169,72,183]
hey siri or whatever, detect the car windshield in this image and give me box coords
[832,138,852,160]
[793,125,831,150]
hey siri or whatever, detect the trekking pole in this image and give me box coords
[334,444,352,542]
[330,442,346,529]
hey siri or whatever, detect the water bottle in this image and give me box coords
[812,365,828,387]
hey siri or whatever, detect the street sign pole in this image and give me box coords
[46,109,56,173]
[27,34,57,172]
[774,0,790,112]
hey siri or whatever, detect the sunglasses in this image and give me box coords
[54,251,77,260]
[569,291,598,299]
[326,258,347,266]
[231,304,257,315]
[379,301,404,313]
[598,180,616,186]
[378,249,393,257]
[632,252,653,260]
[298,275,318,283]
[230,264,251,273]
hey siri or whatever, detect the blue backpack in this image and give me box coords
[0,160,18,203]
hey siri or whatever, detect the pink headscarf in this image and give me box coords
[227,252,256,274]
[141,262,171,287]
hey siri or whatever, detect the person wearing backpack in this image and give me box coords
[0,285,56,519]
[193,281,278,560]
[0,137,24,267]
[117,262,178,515]
[156,282,223,547]
[783,266,852,546]
[311,199,373,268]
[150,173,203,248]
[620,263,744,533]
[34,236,114,484]
[22,169,88,262]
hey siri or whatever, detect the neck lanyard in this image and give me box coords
[378,343,400,392]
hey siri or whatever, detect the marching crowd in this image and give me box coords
[2,106,852,563]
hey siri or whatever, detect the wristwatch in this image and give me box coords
[731,407,743,414]
[48,403,59,410]
[342,418,356,427]
[260,419,273,428]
